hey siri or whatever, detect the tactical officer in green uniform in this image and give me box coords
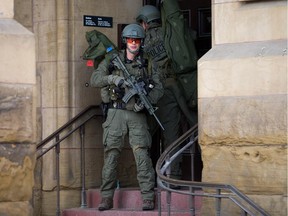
[90,23,163,211]
[136,5,198,180]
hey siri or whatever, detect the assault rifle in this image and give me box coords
[106,46,164,130]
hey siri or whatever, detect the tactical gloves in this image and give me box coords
[107,75,128,88]
[133,101,144,112]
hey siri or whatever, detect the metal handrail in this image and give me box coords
[36,105,102,151]
[156,124,270,216]
[36,105,102,215]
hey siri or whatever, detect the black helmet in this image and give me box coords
[121,24,145,42]
[136,5,160,24]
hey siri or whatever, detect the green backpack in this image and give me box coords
[160,0,198,109]
[82,29,117,68]
[161,0,198,74]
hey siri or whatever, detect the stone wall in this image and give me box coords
[0,1,36,216]
[198,0,287,215]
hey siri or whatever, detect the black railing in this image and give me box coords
[156,124,270,216]
[36,105,102,216]
[36,105,270,216]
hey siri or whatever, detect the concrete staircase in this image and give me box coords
[62,188,202,216]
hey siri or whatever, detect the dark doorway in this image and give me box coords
[145,0,211,182]
[177,0,212,58]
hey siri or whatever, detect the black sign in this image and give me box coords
[83,15,113,28]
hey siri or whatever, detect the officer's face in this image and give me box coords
[126,38,141,52]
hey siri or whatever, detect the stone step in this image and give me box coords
[62,188,202,216]
[87,188,202,211]
[62,208,195,216]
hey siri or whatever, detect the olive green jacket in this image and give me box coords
[90,50,164,109]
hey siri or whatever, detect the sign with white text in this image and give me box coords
[83,15,113,28]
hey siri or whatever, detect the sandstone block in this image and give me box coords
[199,95,287,145]
[0,84,35,143]
[0,19,35,84]
[213,1,287,44]
[198,40,287,98]
[201,145,287,194]
[0,144,35,201]
[200,194,286,216]
[0,201,33,216]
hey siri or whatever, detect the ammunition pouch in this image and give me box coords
[109,85,125,101]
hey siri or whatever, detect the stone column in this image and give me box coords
[198,1,287,215]
[0,1,36,216]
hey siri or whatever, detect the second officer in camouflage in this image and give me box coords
[136,5,198,181]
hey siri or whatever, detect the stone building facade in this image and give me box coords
[0,0,36,215]
[0,0,286,216]
[199,1,287,215]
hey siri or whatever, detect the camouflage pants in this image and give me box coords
[156,78,198,179]
[100,109,155,201]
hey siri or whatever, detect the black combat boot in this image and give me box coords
[142,199,154,210]
[98,197,113,211]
